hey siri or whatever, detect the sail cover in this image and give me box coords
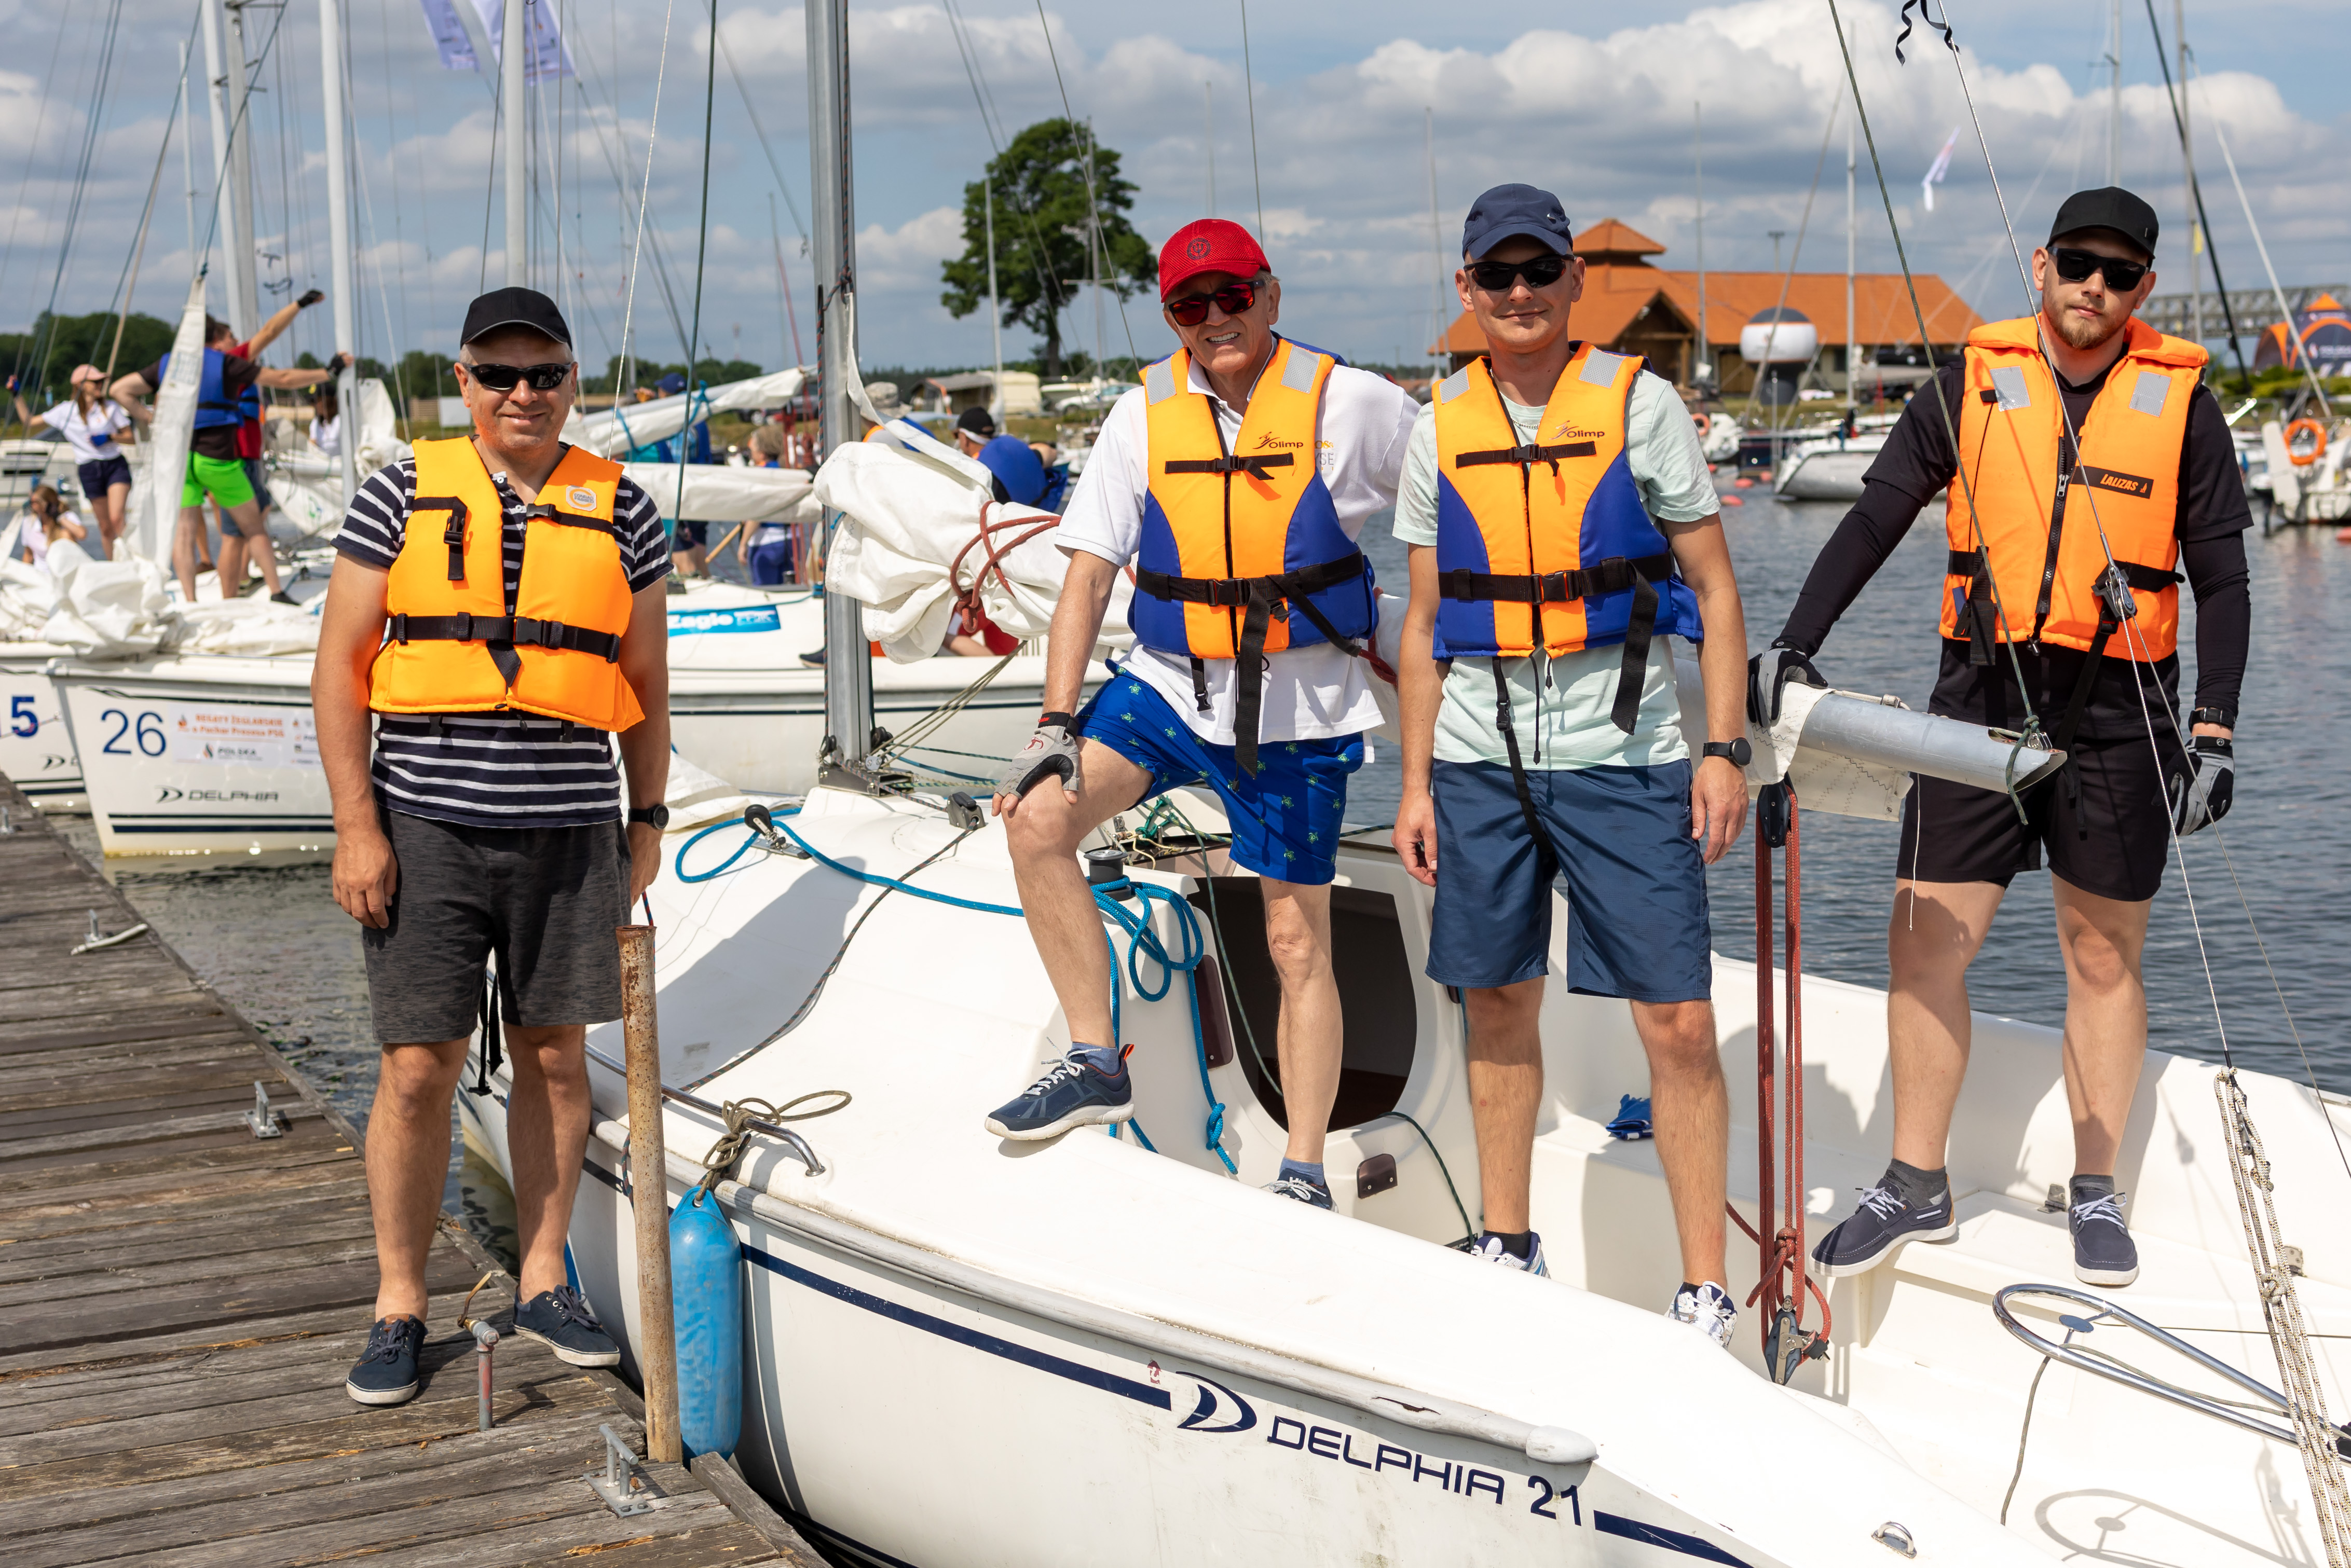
[621,463,815,524]
[123,276,208,565]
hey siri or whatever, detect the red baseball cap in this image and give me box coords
[1157,219,1268,301]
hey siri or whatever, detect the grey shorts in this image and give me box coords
[361,809,631,1044]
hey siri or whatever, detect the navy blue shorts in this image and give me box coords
[78,454,130,497]
[1426,758,1712,1002]
[1076,670,1362,887]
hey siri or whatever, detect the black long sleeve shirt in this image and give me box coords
[1775,356,2252,739]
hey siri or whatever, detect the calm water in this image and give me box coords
[49,487,2348,1179]
[1351,488,2351,1090]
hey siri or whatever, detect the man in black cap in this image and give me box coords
[1765,187,2251,1291]
[311,287,675,1405]
[952,403,998,459]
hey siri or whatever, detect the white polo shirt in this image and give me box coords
[1055,349,1418,745]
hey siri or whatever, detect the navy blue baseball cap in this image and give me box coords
[1462,185,1574,260]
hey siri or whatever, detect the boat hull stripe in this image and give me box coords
[743,1243,1174,1410]
[1595,1510,1752,1565]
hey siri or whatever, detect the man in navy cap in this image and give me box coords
[1772,186,2249,1292]
[1391,185,1754,1347]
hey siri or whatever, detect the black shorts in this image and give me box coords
[361,809,631,1043]
[1896,727,2186,903]
[672,519,707,549]
[77,453,130,496]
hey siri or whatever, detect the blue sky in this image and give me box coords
[0,0,2339,377]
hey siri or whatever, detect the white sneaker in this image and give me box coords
[1470,1232,1549,1277]
[1666,1281,1738,1349]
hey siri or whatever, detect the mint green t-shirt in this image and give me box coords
[1391,369,1719,770]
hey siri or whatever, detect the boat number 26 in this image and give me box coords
[99,709,167,757]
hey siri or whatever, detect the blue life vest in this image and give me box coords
[159,348,245,431]
[976,434,1047,506]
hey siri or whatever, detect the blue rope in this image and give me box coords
[674,813,1233,1171]
[1109,1116,1158,1151]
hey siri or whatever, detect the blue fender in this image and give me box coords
[670,1187,743,1459]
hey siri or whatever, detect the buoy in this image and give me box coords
[2285,418,2327,466]
[1733,475,1755,489]
[2334,526,2351,544]
[670,1187,743,1459]
[1721,493,1745,506]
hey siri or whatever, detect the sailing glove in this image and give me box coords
[1748,642,1826,728]
[997,715,1083,803]
[2168,735,2234,836]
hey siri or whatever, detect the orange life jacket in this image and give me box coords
[1943,315,2203,667]
[1431,347,1700,733]
[369,437,643,730]
[1131,336,1374,773]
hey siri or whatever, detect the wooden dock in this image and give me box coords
[0,775,819,1566]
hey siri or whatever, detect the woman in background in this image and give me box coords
[736,421,801,586]
[5,484,90,575]
[309,382,342,459]
[11,367,131,558]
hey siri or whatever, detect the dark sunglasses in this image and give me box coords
[1469,255,1570,293]
[1165,281,1260,327]
[2050,247,2148,292]
[462,360,575,392]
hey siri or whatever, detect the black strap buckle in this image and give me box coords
[390,613,408,645]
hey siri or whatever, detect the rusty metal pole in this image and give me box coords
[617,924,682,1463]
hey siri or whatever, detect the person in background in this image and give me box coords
[1390,185,1751,1346]
[650,371,713,575]
[5,484,89,574]
[736,422,798,586]
[311,286,671,1408]
[953,404,997,459]
[12,366,131,558]
[1773,187,2250,1291]
[310,381,343,460]
[111,320,341,603]
[225,288,328,531]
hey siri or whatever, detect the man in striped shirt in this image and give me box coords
[312,287,672,1406]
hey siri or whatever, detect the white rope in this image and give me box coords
[615,0,679,405]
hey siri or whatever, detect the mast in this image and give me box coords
[222,2,259,336]
[807,0,872,769]
[1426,107,1441,382]
[985,176,1003,419]
[1846,107,1857,418]
[2179,0,2199,346]
[503,0,527,285]
[1693,101,1710,388]
[2108,0,2122,186]
[200,0,247,338]
[178,40,197,266]
[1088,120,1105,383]
[319,0,358,503]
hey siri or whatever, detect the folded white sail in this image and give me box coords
[566,367,810,458]
[621,463,816,523]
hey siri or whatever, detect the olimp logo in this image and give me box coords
[1252,432,1308,451]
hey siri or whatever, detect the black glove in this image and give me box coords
[2168,735,2234,836]
[325,352,352,376]
[1747,642,1825,728]
[996,715,1083,803]
[297,288,325,308]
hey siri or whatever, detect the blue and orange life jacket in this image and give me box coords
[1431,345,1701,735]
[1132,336,1375,773]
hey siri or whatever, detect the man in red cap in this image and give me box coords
[987,220,1416,1211]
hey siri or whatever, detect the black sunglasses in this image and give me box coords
[1165,281,1260,327]
[462,360,575,392]
[1469,255,1571,293]
[2050,247,2148,292]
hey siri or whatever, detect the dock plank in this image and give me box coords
[0,772,815,1568]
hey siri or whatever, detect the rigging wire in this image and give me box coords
[1031,0,1140,372]
[0,15,74,320]
[1238,0,1264,244]
[715,29,808,247]
[2197,66,2332,421]
[95,64,193,381]
[1746,85,1843,431]
[614,0,679,407]
[940,0,1078,362]
[674,0,720,526]
[2139,0,2250,383]
[18,0,130,397]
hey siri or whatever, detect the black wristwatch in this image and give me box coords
[2189,706,2235,730]
[1702,738,1752,767]
[627,804,670,830]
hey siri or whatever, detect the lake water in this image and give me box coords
[48,477,2348,1229]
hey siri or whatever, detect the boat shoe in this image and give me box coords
[983,1047,1134,1140]
[1264,1174,1334,1209]
[513,1286,622,1367]
[1810,1180,1958,1277]
[1667,1282,1739,1350]
[345,1314,426,1406]
[1469,1232,1549,1277]
[2070,1187,2140,1287]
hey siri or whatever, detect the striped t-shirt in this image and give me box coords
[334,452,669,830]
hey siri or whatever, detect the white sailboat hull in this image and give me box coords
[1772,434,1887,502]
[459,785,2349,1567]
[0,645,84,810]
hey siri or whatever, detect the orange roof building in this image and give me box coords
[1430,219,1985,393]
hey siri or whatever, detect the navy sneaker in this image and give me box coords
[1264,1174,1333,1209]
[345,1314,426,1406]
[2070,1189,2139,1287]
[1470,1232,1549,1277]
[1810,1180,1959,1278]
[513,1286,621,1367]
[1666,1281,1739,1350]
[983,1048,1133,1140]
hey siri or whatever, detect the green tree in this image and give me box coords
[1,311,176,404]
[940,118,1155,380]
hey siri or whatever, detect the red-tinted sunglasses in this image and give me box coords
[1165,281,1260,327]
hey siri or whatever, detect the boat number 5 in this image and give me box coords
[100,709,167,757]
[8,695,34,737]
[1527,1475,1581,1523]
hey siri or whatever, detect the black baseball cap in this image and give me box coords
[459,286,573,349]
[2048,187,2159,258]
[955,405,999,438]
[1462,185,1574,261]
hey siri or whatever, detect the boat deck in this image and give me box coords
[0,772,818,1567]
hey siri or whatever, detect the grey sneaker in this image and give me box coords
[2070,1189,2140,1287]
[1666,1281,1739,1350]
[345,1315,426,1405]
[512,1286,621,1367]
[1264,1174,1333,1209]
[1810,1180,1958,1278]
[1469,1232,1549,1277]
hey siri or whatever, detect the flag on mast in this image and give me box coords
[415,0,476,71]
[1921,127,1960,211]
[467,0,575,81]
